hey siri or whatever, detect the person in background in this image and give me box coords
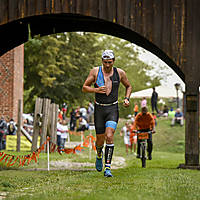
[151,87,159,114]
[171,108,184,126]
[62,103,67,120]
[162,105,169,117]
[87,101,94,123]
[152,112,157,126]
[77,116,89,146]
[82,49,132,177]
[70,108,76,131]
[120,122,132,155]
[80,107,87,120]
[168,107,176,119]
[134,103,139,116]
[141,97,147,108]
[56,118,62,150]
[0,116,7,150]
[75,106,81,130]
[58,109,63,121]
[60,120,69,149]
[7,119,17,135]
[77,116,89,132]
[129,120,137,156]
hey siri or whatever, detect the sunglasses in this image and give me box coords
[103,61,113,64]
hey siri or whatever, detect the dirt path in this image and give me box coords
[50,156,126,171]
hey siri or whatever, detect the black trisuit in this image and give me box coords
[94,66,120,134]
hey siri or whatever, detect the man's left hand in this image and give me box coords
[123,99,130,107]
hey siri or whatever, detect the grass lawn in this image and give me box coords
[0,117,200,200]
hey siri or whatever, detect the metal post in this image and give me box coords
[89,133,92,160]
[47,137,50,171]
[16,99,22,152]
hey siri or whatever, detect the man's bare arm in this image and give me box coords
[119,69,132,98]
[82,68,106,94]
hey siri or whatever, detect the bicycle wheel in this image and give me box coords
[141,145,146,168]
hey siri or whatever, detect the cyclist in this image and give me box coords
[133,106,155,160]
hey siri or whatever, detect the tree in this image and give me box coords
[24,32,166,116]
[24,33,101,112]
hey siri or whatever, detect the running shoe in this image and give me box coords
[148,154,152,160]
[136,154,141,159]
[104,167,113,177]
[95,156,103,172]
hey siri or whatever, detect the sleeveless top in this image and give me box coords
[94,66,120,104]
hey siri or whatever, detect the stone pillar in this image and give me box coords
[0,45,24,122]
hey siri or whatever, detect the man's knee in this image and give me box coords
[96,134,105,146]
[105,128,115,143]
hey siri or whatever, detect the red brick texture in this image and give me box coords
[0,45,24,122]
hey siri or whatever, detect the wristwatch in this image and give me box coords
[124,97,129,101]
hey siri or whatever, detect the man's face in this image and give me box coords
[102,59,114,70]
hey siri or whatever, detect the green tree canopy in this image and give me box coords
[24,32,165,115]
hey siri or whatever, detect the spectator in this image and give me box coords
[141,97,147,108]
[162,105,169,117]
[134,103,139,116]
[70,108,76,131]
[129,120,137,156]
[7,119,17,135]
[0,116,7,150]
[120,122,132,155]
[152,112,157,126]
[57,118,62,149]
[151,87,159,114]
[168,107,176,118]
[80,107,87,120]
[77,117,89,132]
[87,102,94,123]
[23,118,33,136]
[171,108,184,126]
[58,109,63,121]
[77,116,89,146]
[62,103,67,120]
[60,120,69,149]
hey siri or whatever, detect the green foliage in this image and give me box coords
[24,33,102,112]
[24,33,166,113]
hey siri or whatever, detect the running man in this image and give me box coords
[82,50,132,177]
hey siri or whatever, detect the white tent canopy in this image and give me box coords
[130,85,183,99]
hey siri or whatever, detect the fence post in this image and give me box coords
[48,103,58,151]
[31,97,43,152]
[40,98,51,152]
[16,99,22,152]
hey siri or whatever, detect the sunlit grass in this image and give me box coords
[1,117,199,200]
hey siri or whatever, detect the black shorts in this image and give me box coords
[94,103,119,134]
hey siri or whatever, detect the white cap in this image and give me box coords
[102,50,115,60]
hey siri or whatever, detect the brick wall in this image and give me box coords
[0,45,24,122]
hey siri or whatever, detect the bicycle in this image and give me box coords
[134,130,155,168]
